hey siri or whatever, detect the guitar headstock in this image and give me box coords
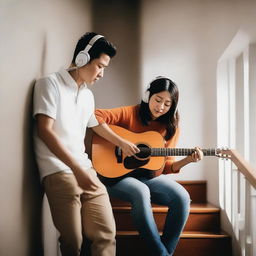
[215,148,232,159]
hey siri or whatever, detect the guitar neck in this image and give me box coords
[146,148,216,156]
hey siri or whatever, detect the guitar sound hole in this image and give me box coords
[136,144,151,159]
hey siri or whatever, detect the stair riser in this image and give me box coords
[181,183,207,203]
[116,236,232,256]
[113,211,220,232]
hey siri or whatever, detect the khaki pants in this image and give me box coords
[43,169,116,256]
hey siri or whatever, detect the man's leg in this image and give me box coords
[43,172,84,256]
[81,168,116,256]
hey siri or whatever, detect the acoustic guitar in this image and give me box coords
[92,125,229,178]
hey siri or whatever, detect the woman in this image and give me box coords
[94,77,203,256]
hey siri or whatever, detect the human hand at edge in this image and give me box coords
[72,166,99,191]
[189,146,204,163]
[119,138,140,158]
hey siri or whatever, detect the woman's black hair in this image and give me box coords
[72,32,116,64]
[139,77,180,140]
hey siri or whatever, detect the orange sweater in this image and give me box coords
[95,105,180,174]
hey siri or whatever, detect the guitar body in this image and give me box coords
[92,125,166,178]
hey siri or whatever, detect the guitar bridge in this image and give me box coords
[115,146,123,163]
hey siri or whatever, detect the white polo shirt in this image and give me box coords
[33,67,99,180]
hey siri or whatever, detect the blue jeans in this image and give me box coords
[107,174,190,256]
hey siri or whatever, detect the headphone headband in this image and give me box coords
[83,34,104,53]
[75,34,104,67]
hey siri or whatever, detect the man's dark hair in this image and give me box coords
[72,32,116,64]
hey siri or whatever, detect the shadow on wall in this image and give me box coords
[22,79,44,256]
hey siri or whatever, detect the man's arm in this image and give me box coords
[36,114,98,190]
[92,123,140,157]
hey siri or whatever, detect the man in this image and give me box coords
[33,32,138,256]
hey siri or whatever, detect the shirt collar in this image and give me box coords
[58,67,87,89]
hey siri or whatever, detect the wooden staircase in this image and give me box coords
[110,180,232,256]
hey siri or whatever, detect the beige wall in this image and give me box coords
[0,0,92,255]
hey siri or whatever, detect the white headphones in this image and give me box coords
[75,34,104,67]
[142,86,150,103]
[142,76,168,103]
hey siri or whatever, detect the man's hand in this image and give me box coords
[72,165,99,191]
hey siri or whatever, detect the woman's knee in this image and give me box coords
[173,187,191,211]
[149,176,191,209]
[111,178,151,205]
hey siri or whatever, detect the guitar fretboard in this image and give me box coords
[141,148,216,156]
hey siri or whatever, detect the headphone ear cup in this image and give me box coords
[75,51,90,67]
[142,90,150,103]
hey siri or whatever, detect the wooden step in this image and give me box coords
[116,231,232,256]
[112,203,220,232]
